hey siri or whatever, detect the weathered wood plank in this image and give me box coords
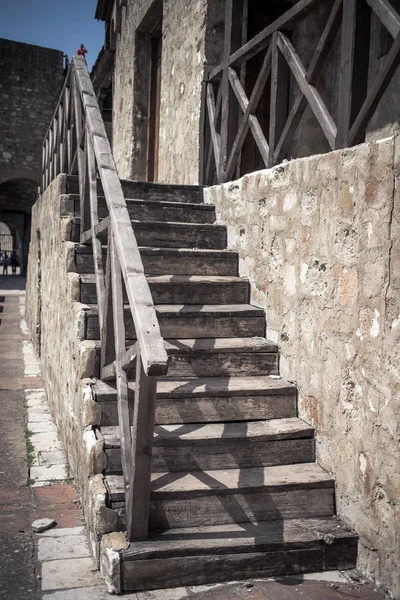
[86,131,105,330]
[269,33,289,167]
[273,0,342,164]
[277,33,337,149]
[365,0,400,38]
[100,230,115,372]
[206,84,222,182]
[208,0,320,80]
[225,44,272,181]
[349,30,400,144]
[126,353,158,541]
[228,68,269,167]
[110,233,132,492]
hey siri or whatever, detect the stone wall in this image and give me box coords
[26,175,112,559]
[205,137,400,597]
[0,38,64,186]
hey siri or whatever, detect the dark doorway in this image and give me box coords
[147,27,162,182]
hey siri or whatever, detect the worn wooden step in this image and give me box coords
[94,376,297,427]
[71,218,227,248]
[80,275,249,305]
[103,417,315,474]
[66,174,204,203]
[120,516,358,591]
[66,194,215,224]
[75,246,239,276]
[85,304,265,340]
[163,338,278,378]
[106,462,335,530]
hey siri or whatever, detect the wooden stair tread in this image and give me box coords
[106,463,334,501]
[122,516,357,560]
[76,245,237,257]
[130,219,223,230]
[155,304,263,316]
[66,193,214,210]
[102,417,314,447]
[163,337,277,353]
[85,303,264,317]
[94,375,296,400]
[81,274,247,284]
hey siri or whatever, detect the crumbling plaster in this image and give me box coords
[205,137,400,597]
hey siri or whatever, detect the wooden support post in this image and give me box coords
[127,349,157,541]
[336,0,371,148]
[86,131,105,330]
[220,0,245,181]
[269,33,290,167]
[100,230,116,373]
[110,233,132,493]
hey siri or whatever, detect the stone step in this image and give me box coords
[85,304,265,340]
[103,417,315,473]
[80,274,249,305]
[66,174,204,203]
[94,376,297,427]
[74,245,239,276]
[106,462,335,530]
[120,516,358,591]
[66,194,215,224]
[71,217,227,249]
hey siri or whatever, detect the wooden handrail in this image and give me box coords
[41,55,169,541]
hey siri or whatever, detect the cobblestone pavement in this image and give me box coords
[0,285,388,599]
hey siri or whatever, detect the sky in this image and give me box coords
[0,0,105,71]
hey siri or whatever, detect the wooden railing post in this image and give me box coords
[126,349,157,542]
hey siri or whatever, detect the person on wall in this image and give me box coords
[76,44,88,64]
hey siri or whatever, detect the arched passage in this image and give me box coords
[0,177,38,275]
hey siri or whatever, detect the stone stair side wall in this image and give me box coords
[26,174,109,559]
[205,137,400,598]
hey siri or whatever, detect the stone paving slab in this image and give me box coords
[43,587,132,599]
[41,558,102,591]
[38,534,91,561]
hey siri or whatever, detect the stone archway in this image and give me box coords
[0,178,38,275]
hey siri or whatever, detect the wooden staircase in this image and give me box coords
[69,175,358,592]
[41,57,357,593]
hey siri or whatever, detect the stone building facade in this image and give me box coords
[0,38,64,271]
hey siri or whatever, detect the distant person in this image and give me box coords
[76,44,88,64]
[2,251,9,275]
[9,250,19,275]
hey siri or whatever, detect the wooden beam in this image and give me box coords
[228,68,269,168]
[277,32,337,149]
[205,84,222,184]
[86,131,105,331]
[225,44,272,181]
[365,0,400,38]
[100,230,115,372]
[206,84,222,182]
[208,0,320,81]
[269,33,290,167]
[110,233,132,493]
[126,352,157,541]
[336,0,357,148]
[349,30,400,144]
[273,0,342,164]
